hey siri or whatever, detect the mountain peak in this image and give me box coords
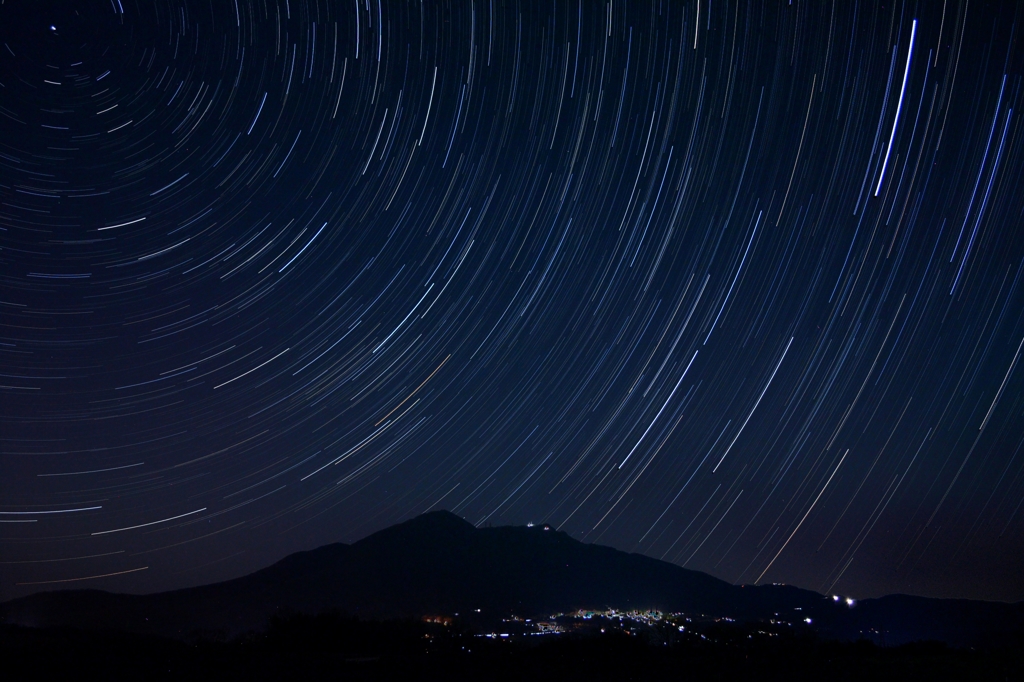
[407,509,476,529]
[358,509,476,540]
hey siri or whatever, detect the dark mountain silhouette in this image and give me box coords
[2,511,1022,646]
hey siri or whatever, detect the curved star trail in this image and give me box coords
[2,0,1023,602]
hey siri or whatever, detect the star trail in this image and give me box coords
[2,0,1024,603]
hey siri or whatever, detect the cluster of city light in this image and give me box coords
[454,603,831,643]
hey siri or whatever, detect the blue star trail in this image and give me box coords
[1,0,1023,603]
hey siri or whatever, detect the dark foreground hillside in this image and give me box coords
[3,614,1022,682]
[5,512,1024,647]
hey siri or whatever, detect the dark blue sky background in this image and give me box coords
[2,0,1023,602]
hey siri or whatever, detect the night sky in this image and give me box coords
[2,0,1023,604]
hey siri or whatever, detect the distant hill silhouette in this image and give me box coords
[2,511,1022,646]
